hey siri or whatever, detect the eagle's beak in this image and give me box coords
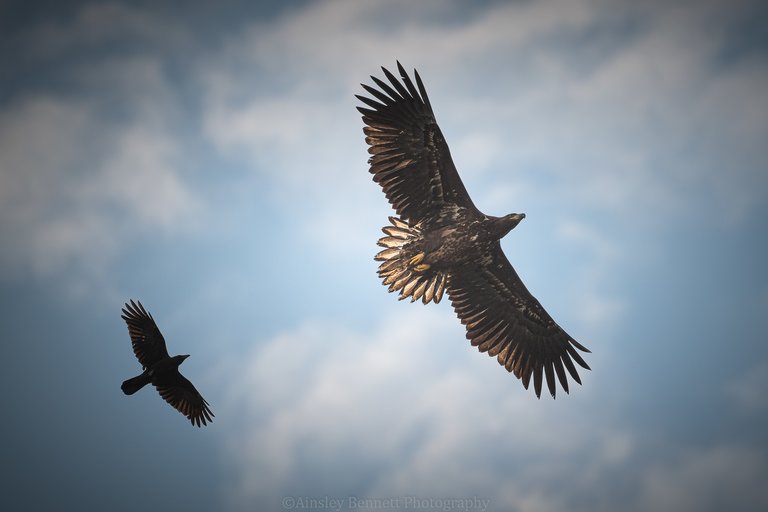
[507,213,525,228]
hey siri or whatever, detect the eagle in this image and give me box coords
[120,300,214,426]
[356,62,590,398]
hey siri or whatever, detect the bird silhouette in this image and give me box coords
[120,300,213,426]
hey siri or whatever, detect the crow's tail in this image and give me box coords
[121,372,151,395]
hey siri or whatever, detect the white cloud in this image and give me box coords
[216,306,768,512]
[219,304,768,512]
[5,0,765,284]
[216,307,623,511]
[83,125,200,229]
[198,0,768,277]
[0,3,207,288]
[0,93,202,284]
[0,97,97,276]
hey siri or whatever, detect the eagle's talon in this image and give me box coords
[414,263,431,272]
[409,253,425,265]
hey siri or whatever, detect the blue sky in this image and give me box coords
[1,0,767,511]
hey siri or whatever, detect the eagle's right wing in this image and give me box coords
[357,62,481,225]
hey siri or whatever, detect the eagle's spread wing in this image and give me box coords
[447,243,591,398]
[121,300,170,369]
[155,370,214,427]
[357,62,480,224]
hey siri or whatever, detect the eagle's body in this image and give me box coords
[357,63,591,398]
[417,208,524,270]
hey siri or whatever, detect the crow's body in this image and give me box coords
[357,63,591,398]
[120,300,213,427]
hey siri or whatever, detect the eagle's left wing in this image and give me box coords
[447,243,591,398]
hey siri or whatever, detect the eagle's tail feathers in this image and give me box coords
[375,217,446,304]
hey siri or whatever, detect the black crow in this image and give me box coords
[120,300,214,426]
[357,63,591,398]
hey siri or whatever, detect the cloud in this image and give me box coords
[556,220,625,330]
[0,4,210,289]
[637,445,768,512]
[0,92,202,285]
[3,2,767,512]
[726,360,768,411]
[83,124,200,229]
[217,306,768,512]
[22,1,190,58]
[0,97,98,276]
[216,307,625,510]
[219,306,768,512]
[199,0,768,243]
[5,0,766,283]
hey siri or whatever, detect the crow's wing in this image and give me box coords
[447,243,591,398]
[121,300,170,369]
[155,369,214,427]
[357,62,481,224]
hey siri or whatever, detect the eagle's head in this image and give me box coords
[490,213,525,238]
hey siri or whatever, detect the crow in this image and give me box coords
[120,300,214,427]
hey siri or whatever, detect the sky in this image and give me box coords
[1,0,767,510]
